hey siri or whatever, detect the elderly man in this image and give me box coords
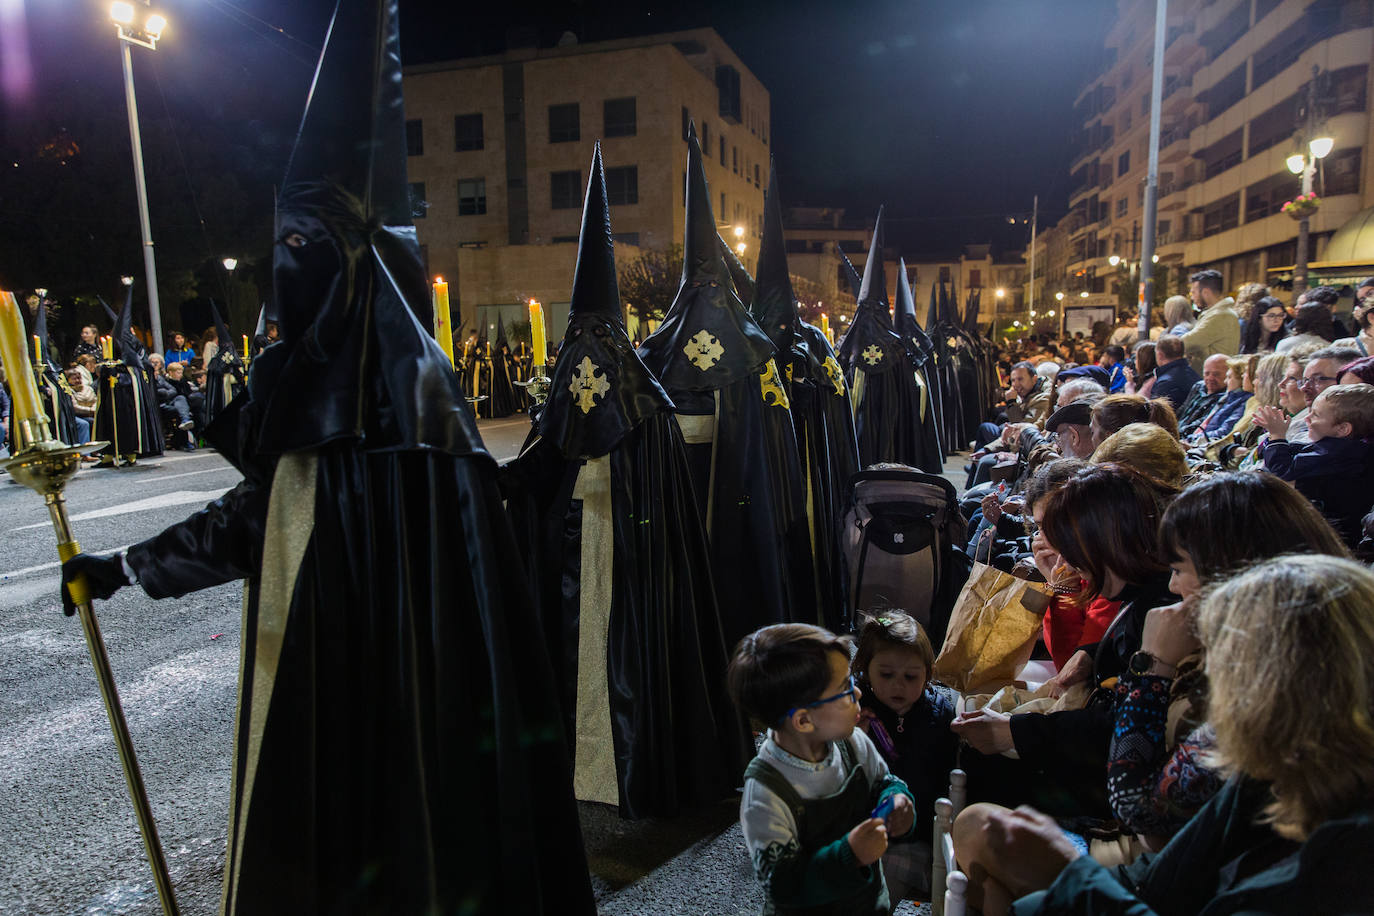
[1149,334,1201,410]
[1176,353,1230,438]
[969,361,1051,486]
[1181,269,1239,372]
[1045,399,1099,459]
[1285,345,1361,443]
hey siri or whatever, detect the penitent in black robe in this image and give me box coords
[92,358,163,459]
[503,145,743,818]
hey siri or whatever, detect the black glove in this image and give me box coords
[60,552,132,617]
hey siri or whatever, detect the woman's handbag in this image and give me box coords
[934,530,1053,692]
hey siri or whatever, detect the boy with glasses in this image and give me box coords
[730,624,916,915]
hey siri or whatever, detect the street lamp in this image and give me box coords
[995,288,1005,298]
[110,1,168,355]
[120,275,135,287]
[733,225,745,239]
[735,242,747,255]
[1289,66,1334,297]
[1055,291,1065,301]
[222,257,238,272]
[1080,291,1089,298]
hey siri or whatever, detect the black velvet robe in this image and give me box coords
[839,315,932,472]
[92,358,163,459]
[203,346,247,428]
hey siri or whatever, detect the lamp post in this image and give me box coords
[110,1,168,356]
[1289,66,1333,298]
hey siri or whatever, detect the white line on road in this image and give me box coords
[11,489,230,531]
[0,547,130,581]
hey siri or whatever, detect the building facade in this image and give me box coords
[403,28,770,337]
[1042,0,1372,316]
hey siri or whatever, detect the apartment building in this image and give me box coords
[403,28,770,336]
[1045,0,1372,313]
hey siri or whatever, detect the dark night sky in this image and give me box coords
[6,0,1109,259]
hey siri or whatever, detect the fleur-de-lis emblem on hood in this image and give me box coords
[822,355,846,397]
[759,358,790,409]
[684,330,724,371]
[862,344,884,366]
[569,356,611,414]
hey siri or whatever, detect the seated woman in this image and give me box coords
[1106,472,1348,850]
[951,464,1177,820]
[956,554,1374,916]
[1216,352,1287,466]
[1090,423,1187,489]
[1089,393,1178,449]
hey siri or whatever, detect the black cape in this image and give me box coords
[204,300,247,428]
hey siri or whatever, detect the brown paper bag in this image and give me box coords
[934,561,1052,693]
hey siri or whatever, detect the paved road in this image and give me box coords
[0,420,941,914]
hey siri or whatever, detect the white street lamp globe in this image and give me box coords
[1287,153,1306,175]
[1055,292,1065,301]
[145,13,167,37]
[1309,137,1334,160]
[120,275,134,286]
[1080,291,1089,298]
[1108,255,1121,267]
[222,257,238,271]
[110,1,135,24]
[995,288,1005,298]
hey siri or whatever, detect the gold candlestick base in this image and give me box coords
[515,372,552,406]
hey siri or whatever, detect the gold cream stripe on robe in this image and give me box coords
[223,451,317,911]
[570,454,618,806]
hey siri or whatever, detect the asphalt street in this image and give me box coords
[0,418,932,915]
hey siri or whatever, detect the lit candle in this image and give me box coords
[433,278,454,367]
[242,334,250,359]
[819,312,831,343]
[33,334,42,366]
[102,335,113,360]
[0,291,45,427]
[528,298,547,366]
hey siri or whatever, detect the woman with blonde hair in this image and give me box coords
[955,554,1374,914]
[1163,295,1194,335]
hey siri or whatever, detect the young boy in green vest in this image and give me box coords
[729,623,917,915]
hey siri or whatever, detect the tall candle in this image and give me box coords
[0,291,45,425]
[102,335,113,359]
[528,299,547,366]
[433,278,454,367]
[819,312,830,342]
[242,334,250,359]
[33,334,42,366]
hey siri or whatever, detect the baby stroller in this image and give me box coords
[840,467,970,646]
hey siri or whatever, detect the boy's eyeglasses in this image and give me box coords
[781,675,858,723]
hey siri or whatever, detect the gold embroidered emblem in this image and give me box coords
[569,356,611,414]
[684,330,724,370]
[862,344,884,366]
[822,355,846,396]
[759,359,790,409]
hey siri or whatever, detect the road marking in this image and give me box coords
[11,489,230,531]
[0,546,131,581]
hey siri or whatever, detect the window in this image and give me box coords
[548,103,579,143]
[939,266,951,283]
[969,269,981,288]
[1247,94,1299,158]
[605,166,638,205]
[604,97,636,137]
[720,136,726,167]
[1325,148,1363,197]
[551,235,579,244]
[754,163,761,187]
[1202,64,1246,118]
[405,119,423,156]
[732,146,738,174]
[1245,172,1293,222]
[1120,110,1131,133]
[454,113,483,151]
[1116,197,1128,218]
[550,170,581,210]
[1201,129,1243,179]
[716,64,742,122]
[458,178,486,216]
[1331,65,1369,116]
[701,121,709,147]
[682,106,691,141]
[1201,192,1240,235]
[1251,18,1306,91]
[408,182,427,219]
[612,231,641,246]
[721,192,727,216]
[1199,2,1248,62]
[1118,150,1130,176]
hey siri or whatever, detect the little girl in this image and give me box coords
[852,610,959,901]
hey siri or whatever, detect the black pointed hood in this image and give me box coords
[838,247,863,302]
[111,285,145,366]
[837,212,907,378]
[637,121,775,394]
[748,160,799,353]
[965,288,982,333]
[252,0,483,458]
[210,299,234,349]
[537,143,672,458]
[99,296,117,326]
[926,281,940,331]
[856,209,894,332]
[719,235,756,305]
[495,314,508,349]
[893,258,931,365]
[30,293,54,371]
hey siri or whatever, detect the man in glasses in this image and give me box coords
[1286,345,1361,443]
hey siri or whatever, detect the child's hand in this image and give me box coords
[1253,405,1290,439]
[847,818,888,866]
[883,794,915,838]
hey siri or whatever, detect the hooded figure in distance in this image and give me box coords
[893,258,945,467]
[92,287,163,465]
[637,122,817,646]
[26,293,81,446]
[748,161,859,632]
[201,299,247,428]
[502,144,744,819]
[59,2,595,912]
[836,209,931,470]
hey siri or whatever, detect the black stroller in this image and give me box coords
[840,467,971,646]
